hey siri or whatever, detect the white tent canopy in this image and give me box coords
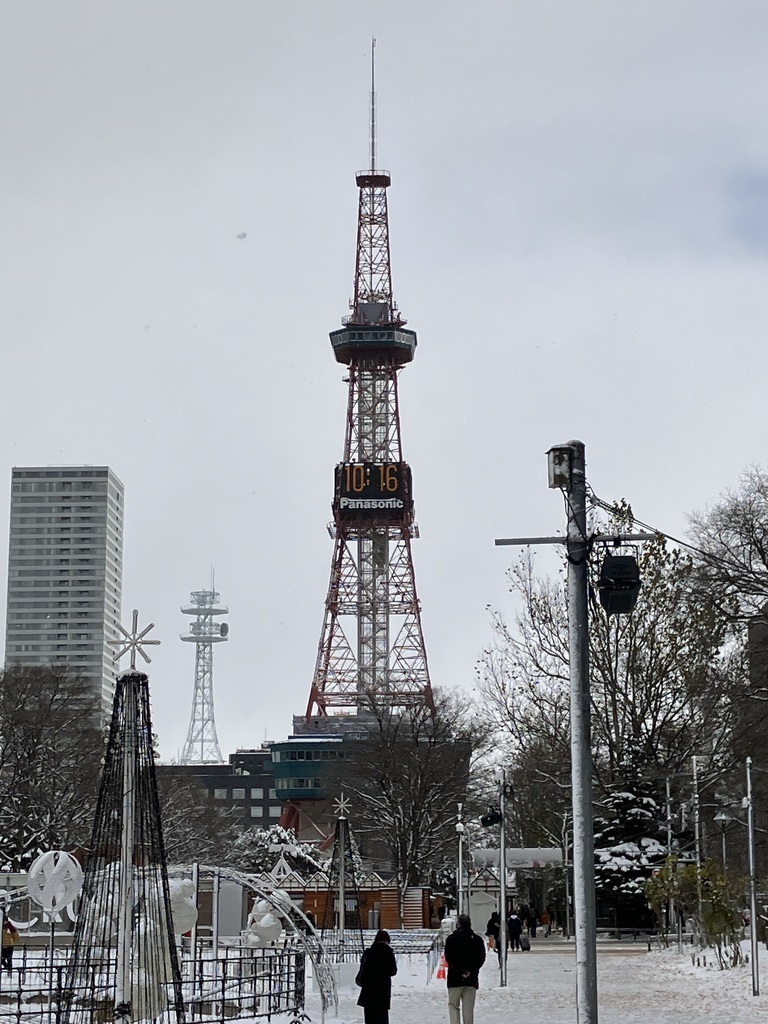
[472,848,563,869]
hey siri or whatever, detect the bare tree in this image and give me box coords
[341,690,487,917]
[478,537,737,903]
[688,466,768,621]
[0,665,105,869]
[480,568,572,849]
[689,467,768,865]
[156,774,242,865]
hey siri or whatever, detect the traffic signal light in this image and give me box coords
[480,807,503,827]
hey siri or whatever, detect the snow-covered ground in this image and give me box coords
[307,936,767,1024]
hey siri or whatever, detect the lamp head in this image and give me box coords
[547,445,574,490]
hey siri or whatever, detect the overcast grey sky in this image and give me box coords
[2,2,767,759]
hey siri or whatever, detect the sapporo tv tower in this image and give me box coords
[305,44,434,720]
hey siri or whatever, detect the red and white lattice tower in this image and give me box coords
[305,49,434,719]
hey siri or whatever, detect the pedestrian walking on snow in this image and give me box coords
[1,920,18,971]
[507,911,523,951]
[484,912,501,958]
[444,913,486,1024]
[356,929,398,1024]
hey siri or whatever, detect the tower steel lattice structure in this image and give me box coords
[306,64,433,718]
[180,589,228,763]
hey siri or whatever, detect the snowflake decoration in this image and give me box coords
[332,792,351,818]
[109,608,161,670]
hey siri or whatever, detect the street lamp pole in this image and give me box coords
[456,804,465,918]
[666,776,681,951]
[564,831,572,941]
[548,441,597,1024]
[746,757,759,997]
[713,809,730,873]
[496,770,508,986]
[492,442,650,1018]
[692,754,703,934]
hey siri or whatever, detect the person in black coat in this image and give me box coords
[444,914,486,1024]
[484,912,501,960]
[356,929,398,1024]
[507,911,523,951]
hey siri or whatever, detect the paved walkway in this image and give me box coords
[309,934,765,1024]
[499,932,651,955]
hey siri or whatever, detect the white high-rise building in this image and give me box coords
[4,466,124,712]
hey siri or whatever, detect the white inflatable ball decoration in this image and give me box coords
[168,878,198,934]
[27,851,83,912]
[253,899,272,916]
[270,890,292,913]
[168,878,195,901]
[253,912,282,943]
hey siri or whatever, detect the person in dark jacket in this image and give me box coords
[484,912,501,960]
[444,914,486,1024]
[356,929,398,1024]
[507,911,523,951]
[1,920,18,971]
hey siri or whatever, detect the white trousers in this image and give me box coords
[448,986,477,1024]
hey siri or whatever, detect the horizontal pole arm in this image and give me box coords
[495,537,564,546]
[495,532,657,548]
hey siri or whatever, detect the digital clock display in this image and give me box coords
[334,461,412,522]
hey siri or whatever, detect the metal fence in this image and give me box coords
[183,947,305,1022]
[318,928,438,960]
[0,944,306,1024]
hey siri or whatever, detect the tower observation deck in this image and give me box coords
[305,95,433,718]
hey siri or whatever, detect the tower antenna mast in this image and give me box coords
[370,37,376,174]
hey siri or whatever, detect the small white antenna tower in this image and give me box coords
[180,586,229,764]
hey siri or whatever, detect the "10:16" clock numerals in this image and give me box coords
[342,462,401,493]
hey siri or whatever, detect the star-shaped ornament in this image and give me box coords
[109,609,161,670]
[332,793,351,818]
